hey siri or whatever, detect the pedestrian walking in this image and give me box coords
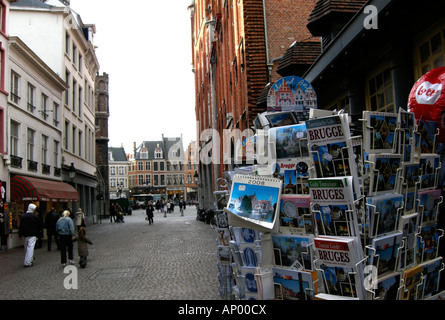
[109,202,116,223]
[146,202,154,225]
[18,204,43,267]
[72,227,93,268]
[179,199,184,216]
[155,200,160,213]
[75,207,86,230]
[44,207,59,251]
[56,210,75,267]
[166,201,171,213]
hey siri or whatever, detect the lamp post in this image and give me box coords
[68,163,76,182]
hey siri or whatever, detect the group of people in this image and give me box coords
[18,204,93,268]
[109,202,125,223]
[144,199,187,223]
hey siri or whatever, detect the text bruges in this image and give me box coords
[311,189,345,200]
[318,250,351,263]
[308,125,343,141]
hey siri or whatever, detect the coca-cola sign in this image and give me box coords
[408,67,445,143]
[415,81,442,105]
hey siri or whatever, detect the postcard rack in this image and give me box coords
[213,108,445,300]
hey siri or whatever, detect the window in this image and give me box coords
[64,121,69,150]
[118,166,125,175]
[72,126,76,154]
[138,161,143,171]
[78,54,82,73]
[367,67,394,113]
[41,94,48,120]
[10,121,19,156]
[53,103,59,126]
[153,162,158,171]
[72,80,77,113]
[27,83,35,112]
[418,29,445,76]
[78,86,82,116]
[110,166,116,175]
[145,161,151,171]
[0,1,6,34]
[160,161,164,171]
[65,31,70,55]
[65,70,70,105]
[54,140,59,167]
[72,44,77,66]
[78,130,82,157]
[41,135,48,165]
[10,71,20,104]
[154,175,159,186]
[27,128,35,161]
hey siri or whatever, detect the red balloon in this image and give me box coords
[408,67,445,143]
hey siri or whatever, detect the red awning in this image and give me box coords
[10,175,79,203]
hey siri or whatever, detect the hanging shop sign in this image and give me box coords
[267,76,317,114]
[408,66,445,143]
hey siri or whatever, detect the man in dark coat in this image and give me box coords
[18,204,43,267]
[45,207,59,251]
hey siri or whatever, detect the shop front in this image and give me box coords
[7,175,79,249]
[167,187,185,201]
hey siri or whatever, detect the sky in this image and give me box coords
[70,0,197,154]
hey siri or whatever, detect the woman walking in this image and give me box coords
[146,201,154,225]
[56,210,75,267]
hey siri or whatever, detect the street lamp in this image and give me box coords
[193,171,199,185]
[68,163,76,181]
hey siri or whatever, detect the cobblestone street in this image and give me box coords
[0,207,221,300]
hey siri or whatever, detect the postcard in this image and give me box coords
[226,174,282,232]
[278,194,313,234]
[273,267,315,300]
[271,234,314,270]
[362,111,398,154]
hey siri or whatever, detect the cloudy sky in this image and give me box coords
[70,0,197,154]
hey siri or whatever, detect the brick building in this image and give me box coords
[189,0,319,209]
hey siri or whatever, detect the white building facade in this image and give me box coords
[9,0,100,220]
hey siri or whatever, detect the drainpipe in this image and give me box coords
[262,0,272,82]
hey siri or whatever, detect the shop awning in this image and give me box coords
[10,175,79,203]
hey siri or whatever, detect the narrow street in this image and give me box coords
[0,207,221,300]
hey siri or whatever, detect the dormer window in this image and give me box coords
[155,144,163,159]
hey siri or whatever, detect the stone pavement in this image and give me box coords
[0,206,222,300]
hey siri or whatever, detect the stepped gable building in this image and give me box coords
[129,135,186,201]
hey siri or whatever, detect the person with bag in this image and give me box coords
[18,204,43,267]
[75,208,86,230]
[145,201,154,225]
[72,227,93,268]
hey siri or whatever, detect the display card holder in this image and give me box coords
[309,144,352,180]
[418,261,444,300]
[311,206,357,238]
[312,241,365,299]
[415,227,444,264]
[370,235,404,275]
[369,202,403,238]
[417,193,443,225]
[273,281,314,301]
[272,238,314,271]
